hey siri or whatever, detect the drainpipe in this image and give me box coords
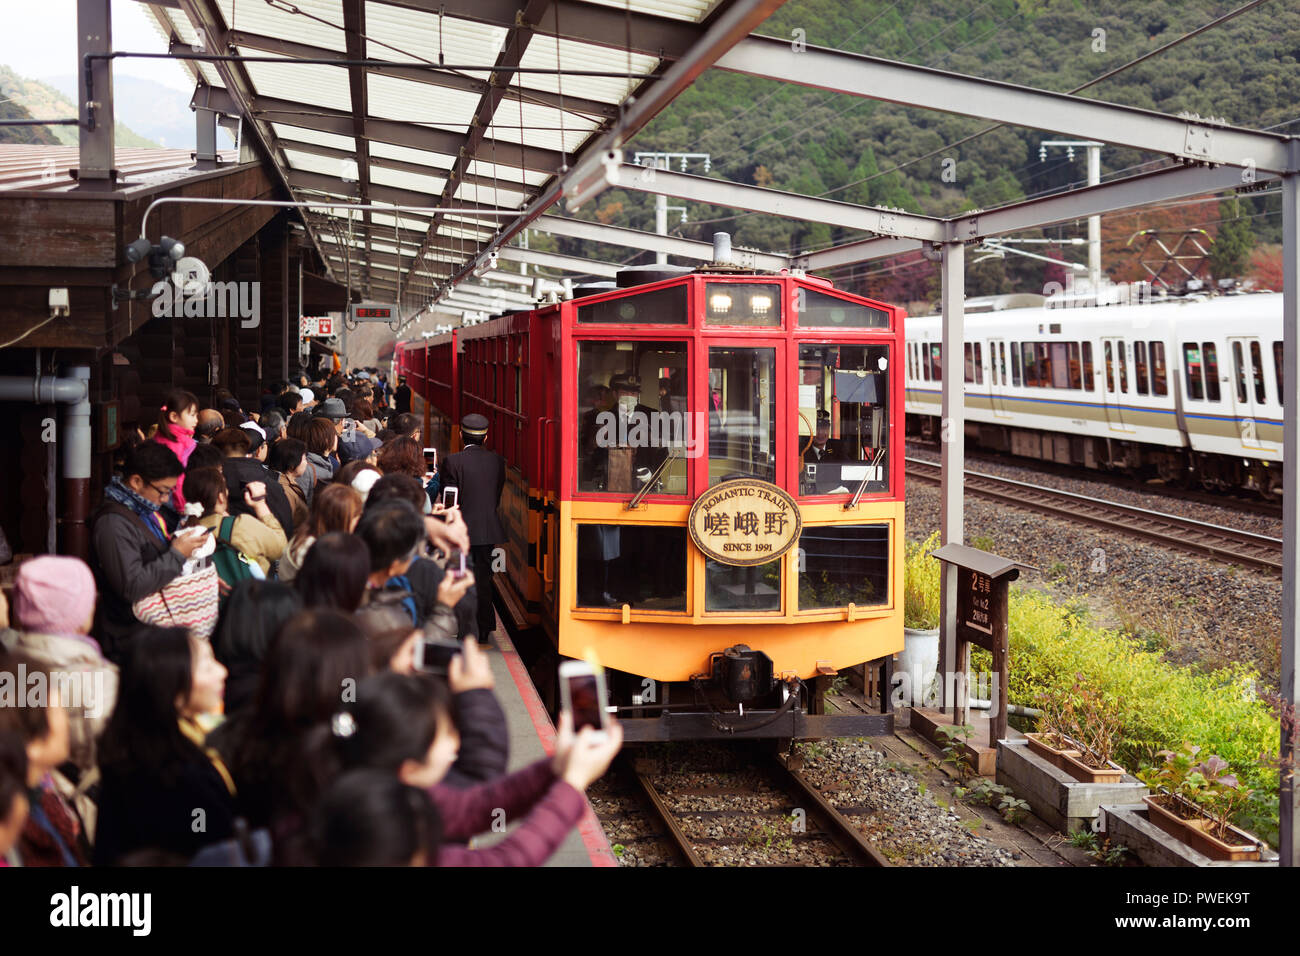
[0,367,92,559]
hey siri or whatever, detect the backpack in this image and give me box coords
[363,576,419,628]
[211,516,256,600]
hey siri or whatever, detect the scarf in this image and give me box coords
[103,475,168,544]
[179,716,237,797]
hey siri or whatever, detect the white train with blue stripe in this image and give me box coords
[903,291,1284,497]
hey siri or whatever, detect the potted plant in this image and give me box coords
[899,532,940,707]
[1138,743,1265,862]
[1025,677,1126,782]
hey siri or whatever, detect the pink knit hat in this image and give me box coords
[14,555,97,637]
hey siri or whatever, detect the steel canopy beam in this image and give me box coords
[497,246,619,277]
[796,236,921,271]
[532,214,789,269]
[612,164,948,241]
[718,36,1295,174]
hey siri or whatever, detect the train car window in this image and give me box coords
[1104,341,1115,392]
[974,343,984,384]
[1183,343,1205,400]
[705,282,782,327]
[999,342,1008,385]
[1117,341,1129,392]
[706,557,782,612]
[798,344,890,498]
[1150,342,1168,396]
[798,524,890,610]
[576,525,686,611]
[929,343,942,381]
[577,284,689,324]
[1202,342,1221,401]
[1036,343,1056,388]
[708,347,776,486]
[797,287,889,328]
[1250,341,1267,404]
[920,344,930,382]
[1275,341,1284,406]
[1021,343,1039,387]
[1011,342,1021,386]
[1049,343,1070,388]
[1134,341,1150,396]
[576,341,689,495]
[964,344,976,384]
[1232,341,1248,403]
[1082,342,1095,390]
[1068,343,1083,390]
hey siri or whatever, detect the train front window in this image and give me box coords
[796,288,889,328]
[797,344,890,498]
[705,282,782,327]
[577,284,688,324]
[576,525,686,610]
[576,340,689,495]
[708,347,776,486]
[799,524,890,610]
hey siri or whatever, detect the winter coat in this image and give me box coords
[18,778,88,867]
[305,451,334,486]
[152,426,197,509]
[275,470,310,532]
[89,501,185,660]
[222,457,295,546]
[441,688,509,789]
[276,534,314,584]
[431,759,586,866]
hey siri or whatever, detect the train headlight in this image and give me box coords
[749,293,772,315]
[709,293,733,314]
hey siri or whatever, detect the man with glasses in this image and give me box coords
[91,443,208,661]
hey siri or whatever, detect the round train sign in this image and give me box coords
[687,478,802,567]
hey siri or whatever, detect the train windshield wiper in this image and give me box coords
[626,447,682,509]
[845,447,887,510]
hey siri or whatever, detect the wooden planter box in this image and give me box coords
[996,739,1147,834]
[1142,794,1263,862]
[1024,732,1079,771]
[1100,803,1277,867]
[1059,751,1127,784]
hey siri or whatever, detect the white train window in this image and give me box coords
[1011,343,1021,386]
[1151,342,1168,396]
[1082,342,1095,391]
[1232,341,1248,403]
[1135,342,1150,396]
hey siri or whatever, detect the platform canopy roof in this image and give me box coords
[139,0,777,312]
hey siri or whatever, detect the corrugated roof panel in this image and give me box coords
[366,74,479,131]
[282,148,357,179]
[241,54,353,113]
[368,141,457,170]
[464,159,550,187]
[369,164,449,194]
[152,9,224,87]
[487,100,597,154]
[515,39,659,105]
[370,211,433,232]
[438,223,494,241]
[362,6,506,83]
[451,181,530,208]
[218,0,349,52]
[270,124,357,153]
[578,0,721,22]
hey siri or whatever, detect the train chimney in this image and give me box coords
[712,232,732,264]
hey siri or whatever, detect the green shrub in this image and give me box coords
[904,531,941,629]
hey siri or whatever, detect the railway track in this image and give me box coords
[621,749,890,867]
[906,457,1284,574]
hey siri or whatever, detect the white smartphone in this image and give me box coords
[558,660,609,740]
[423,447,437,470]
[442,486,458,509]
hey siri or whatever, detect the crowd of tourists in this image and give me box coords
[0,368,621,866]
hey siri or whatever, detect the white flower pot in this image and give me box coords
[898,627,940,707]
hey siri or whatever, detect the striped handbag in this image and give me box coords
[132,564,221,640]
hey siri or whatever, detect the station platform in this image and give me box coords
[474,624,618,867]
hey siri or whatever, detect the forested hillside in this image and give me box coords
[575,0,1300,305]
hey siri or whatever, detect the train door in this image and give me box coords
[1100,337,1134,433]
[988,338,1012,419]
[1227,336,1280,454]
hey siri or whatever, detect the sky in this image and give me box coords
[0,0,194,92]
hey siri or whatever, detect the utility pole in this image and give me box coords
[632,152,710,264]
[1040,140,1103,294]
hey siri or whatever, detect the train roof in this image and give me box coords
[906,291,1282,338]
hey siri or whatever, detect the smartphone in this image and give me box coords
[414,637,460,676]
[423,447,437,471]
[558,661,609,739]
[452,552,468,580]
[442,486,458,509]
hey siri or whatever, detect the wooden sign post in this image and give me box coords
[931,544,1019,746]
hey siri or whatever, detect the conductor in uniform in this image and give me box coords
[440,413,506,643]
[803,409,842,463]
